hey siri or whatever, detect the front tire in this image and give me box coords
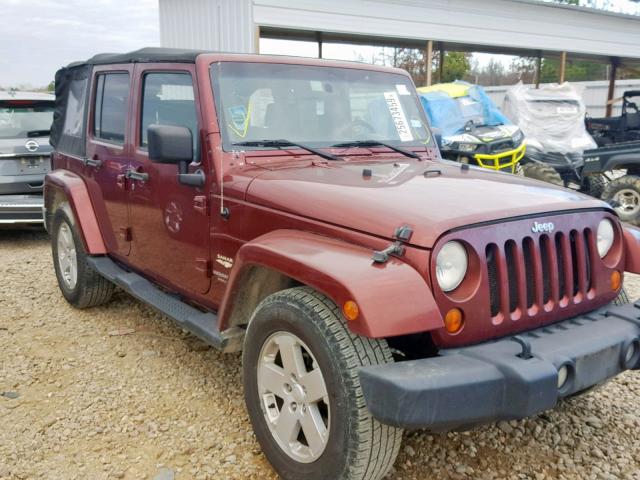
[51,209,114,308]
[581,173,607,198]
[242,287,402,480]
[522,162,564,186]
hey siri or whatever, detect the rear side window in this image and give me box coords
[93,73,130,143]
[140,72,197,158]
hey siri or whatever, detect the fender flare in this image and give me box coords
[623,225,640,274]
[44,170,106,254]
[218,230,444,338]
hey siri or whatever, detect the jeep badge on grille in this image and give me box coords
[531,221,555,233]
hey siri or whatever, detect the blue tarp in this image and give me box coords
[419,82,511,137]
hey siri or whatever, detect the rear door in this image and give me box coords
[126,64,211,294]
[85,65,133,257]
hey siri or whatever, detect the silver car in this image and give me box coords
[0,90,54,225]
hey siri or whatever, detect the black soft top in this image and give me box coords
[66,47,207,68]
[51,48,211,154]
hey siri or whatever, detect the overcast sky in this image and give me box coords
[2,0,639,89]
[0,0,159,88]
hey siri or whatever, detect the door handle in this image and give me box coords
[84,154,102,168]
[125,168,149,182]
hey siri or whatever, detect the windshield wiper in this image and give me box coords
[232,139,340,161]
[331,140,420,159]
[27,129,50,137]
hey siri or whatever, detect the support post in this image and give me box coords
[606,58,619,118]
[317,31,323,59]
[438,43,444,83]
[559,51,567,83]
[535,52,542,88]
[254,25,260,54]
[425,40,433,86]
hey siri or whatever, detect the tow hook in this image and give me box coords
[372,225,413,263]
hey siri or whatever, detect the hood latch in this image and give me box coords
[372,225,413,263]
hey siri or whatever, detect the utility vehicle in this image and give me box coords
[503,82,604,196]
[0,91,54,224]
[45,48,640,480]
[587,90,640,145]
[419,82,526,173]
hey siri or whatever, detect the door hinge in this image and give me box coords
[195,258,212,278]
[119,227,132,242]
[193,195,209,215]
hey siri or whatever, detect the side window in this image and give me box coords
[93,72,130,143]
[62,78,88,138]
[140,72,198,159]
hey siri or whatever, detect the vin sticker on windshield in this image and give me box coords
[384,91,414,142]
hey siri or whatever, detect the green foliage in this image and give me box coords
[47,81,55,92]
[439,52,471,83]
[540,59,608,82]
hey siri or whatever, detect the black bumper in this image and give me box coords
[359,301,640,430]
[0,194,44,224]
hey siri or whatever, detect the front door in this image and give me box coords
[127,65,211,295]
[85,65,133,257]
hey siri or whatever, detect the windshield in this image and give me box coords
[0,100,54,139]
[455,96,485,125]
[210,62,433,151]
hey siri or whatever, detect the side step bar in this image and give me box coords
[87,256,244,352]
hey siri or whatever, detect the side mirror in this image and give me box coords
[148,124,192,164]
[147,124,205,187]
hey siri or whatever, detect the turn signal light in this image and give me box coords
[444,308,464,334]
[611,270,622,291]
[343,300,360,321]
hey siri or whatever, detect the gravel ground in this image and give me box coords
[1,229,640,480]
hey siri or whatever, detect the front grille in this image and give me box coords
[486,229,594,319]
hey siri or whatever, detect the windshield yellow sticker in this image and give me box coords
[228,102,253,138]
[384,91,413,142]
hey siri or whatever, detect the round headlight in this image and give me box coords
[597,219,615,258]
[436,241,468,292]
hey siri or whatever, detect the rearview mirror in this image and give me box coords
[148,124,192,164]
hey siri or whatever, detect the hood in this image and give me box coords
[443,124,520,145]
[0,137,52,156]
[245,158,608,248]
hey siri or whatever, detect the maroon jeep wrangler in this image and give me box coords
[45,48,640,480]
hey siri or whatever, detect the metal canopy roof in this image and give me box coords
[159,0,640,67]
[253,0,640,67]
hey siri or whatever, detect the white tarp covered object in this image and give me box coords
[503,82,596,154]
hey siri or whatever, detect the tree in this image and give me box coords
[540,58,608,83]
[47,81,55,92]
[438,52,471,83]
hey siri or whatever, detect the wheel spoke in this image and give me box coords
[275,407,299,443]
[300,404,328,456]
[277,335,306,377]
[300,368,328,403]
[258,362,287,395]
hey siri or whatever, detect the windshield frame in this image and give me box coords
[209,61,434,154]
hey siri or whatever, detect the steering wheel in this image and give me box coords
[336,119,376,139]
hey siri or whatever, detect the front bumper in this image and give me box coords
[359,300,640,430]
[474,143,526,173]
[0,194,44,224]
